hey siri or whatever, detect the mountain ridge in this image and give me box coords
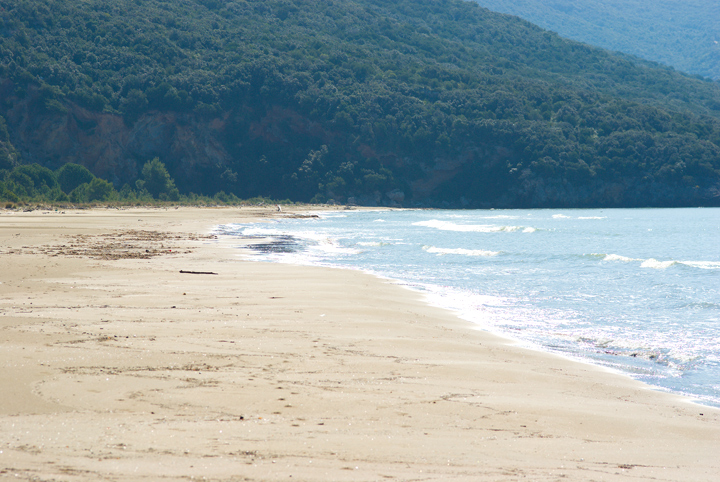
[472,0,720,81]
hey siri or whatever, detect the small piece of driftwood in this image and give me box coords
[179,270,218,275]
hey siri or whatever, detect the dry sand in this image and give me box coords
[1,206,719,481]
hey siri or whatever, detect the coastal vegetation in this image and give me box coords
[1,0,720,207]
[0,160,289,208]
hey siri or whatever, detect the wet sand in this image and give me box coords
[1,206,719,481]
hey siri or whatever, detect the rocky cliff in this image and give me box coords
[2,82,231,193]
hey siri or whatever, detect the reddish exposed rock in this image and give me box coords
[3,88,230,189]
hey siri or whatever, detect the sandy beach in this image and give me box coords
[1,206,719,481]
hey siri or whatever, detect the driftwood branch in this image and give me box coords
[179,270,218,275]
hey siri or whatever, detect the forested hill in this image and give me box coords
[473,0,720,81]
[1,0,720,208]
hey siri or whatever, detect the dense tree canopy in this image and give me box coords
[1,0,720,207]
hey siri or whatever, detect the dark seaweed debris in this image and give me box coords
[240,235,306,254]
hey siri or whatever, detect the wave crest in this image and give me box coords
[423,246,500,257]
[598,254,720,270]
[681,261,720,270]
[604,254,641,262]
[641,258,677,269]
[413,219,533,233]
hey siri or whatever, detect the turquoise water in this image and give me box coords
[217,208,720,407]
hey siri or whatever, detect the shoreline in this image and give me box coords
[221,210,720,410]
[2,206,719,481]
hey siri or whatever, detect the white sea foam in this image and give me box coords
[357,241,387,247]
[373,219,386,222]
[641,258,678,269]
[599,254,720,270]
[413,219,526,232]
[423,246,500,257]
[420,285,519,330]
[552,214,570,219]
[603,253,641,262]
[680,261,720,270]
[578,216,607,220]
[522,227,537,233]
[233,226,283,236]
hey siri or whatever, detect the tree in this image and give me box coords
[121,89,149,119]
[56,163,95,193]
[6,164,59,198]
[136,158,180,200]
[86,177,116,201]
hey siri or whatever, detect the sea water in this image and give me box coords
[216,208,720,407]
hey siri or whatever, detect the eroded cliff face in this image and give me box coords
[5,81,716,207]
[2,81,501,204]
[2,84,231,192]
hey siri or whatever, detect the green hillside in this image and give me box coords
[1,0,720,207]
[473,0,720,81]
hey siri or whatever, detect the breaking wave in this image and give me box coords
[597,254,720,270]
[423,246,500,257]
[603,253,641,262]
[413,219,534,233]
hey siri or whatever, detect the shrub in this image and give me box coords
[69,183,89,203]
[214,190,241,203]
[0,181,20,203]
[118,183,138,200]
